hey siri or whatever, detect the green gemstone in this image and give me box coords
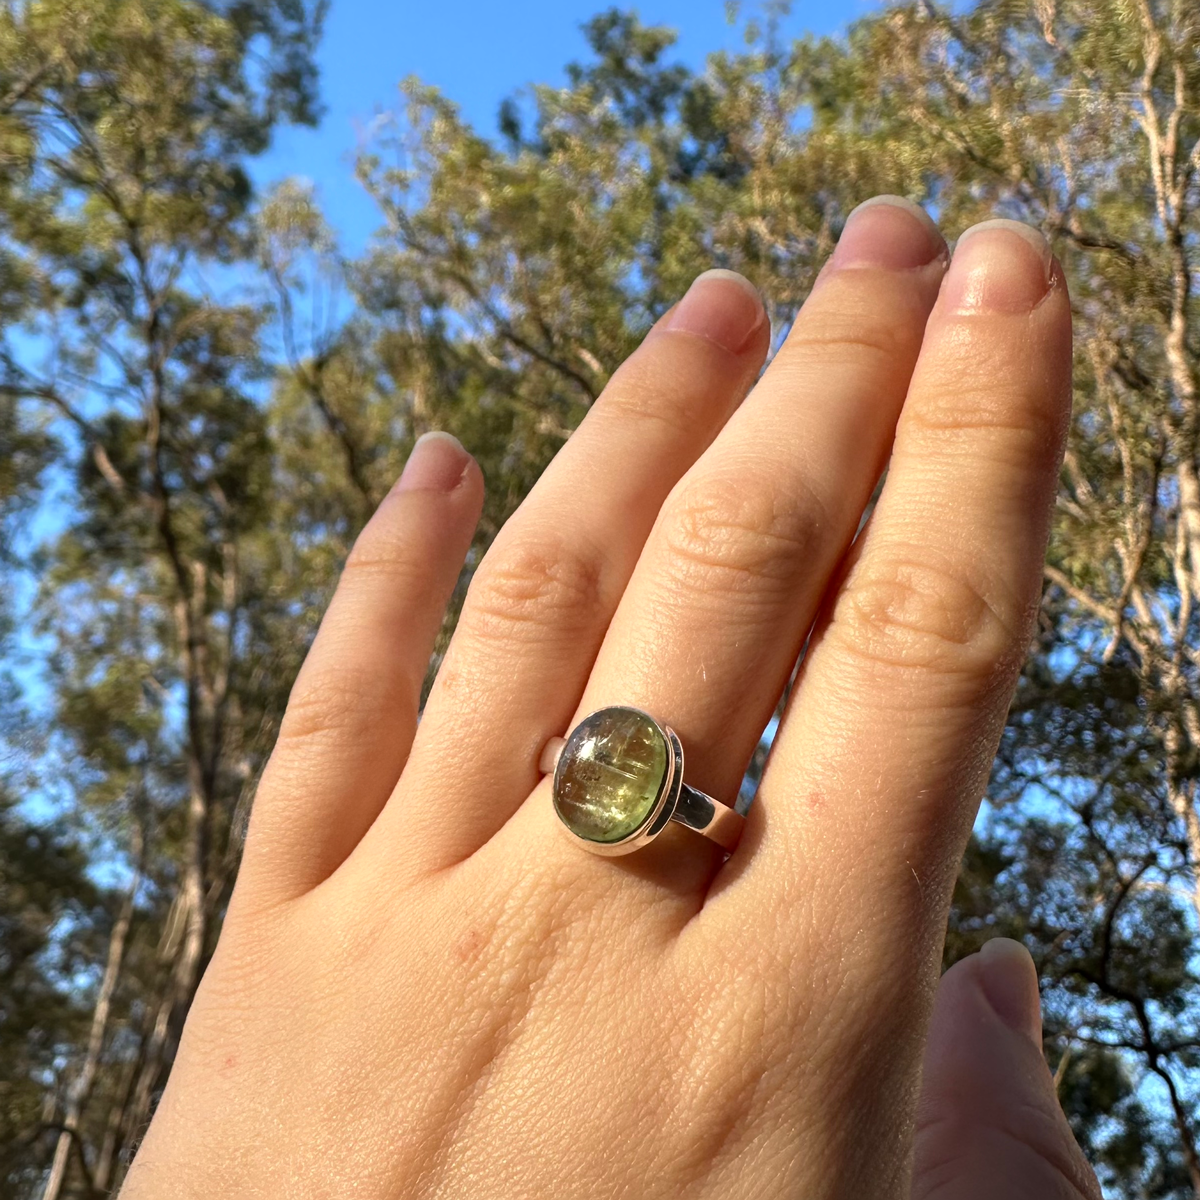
[553,707,668,843]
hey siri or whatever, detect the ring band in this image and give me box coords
[540,706,744,857]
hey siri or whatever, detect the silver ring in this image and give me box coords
[540,706,744,857]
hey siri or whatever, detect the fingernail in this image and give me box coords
[396,431,470,493]
[662,269,765,354]
[943,220,1054,313]
[828,195,947,271]
[978,938,1043,1048]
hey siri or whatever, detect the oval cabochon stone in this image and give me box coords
[553,707,668,843]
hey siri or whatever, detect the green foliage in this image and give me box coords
[1,2,1199,1197]
[0,794,100,1189]
[0,0,325,1190]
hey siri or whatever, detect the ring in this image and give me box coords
[539,706,744,857]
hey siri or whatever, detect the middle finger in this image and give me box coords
[500,196,948,893]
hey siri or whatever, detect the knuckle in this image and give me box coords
[342,526,427,583]
[602,339,725,432]
[463,535,606,644]
[833,554,1024,681]
[278,665,417,749]
[783,303,910,365]
[600,372,697,440]
[902,381,1065,466]
[658,473,824,597]
[908,331,1069,459]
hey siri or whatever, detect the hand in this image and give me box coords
[121,197,1100,1199]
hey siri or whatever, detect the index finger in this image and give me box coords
[694,221,1071,1191]
[752,221,1070,920]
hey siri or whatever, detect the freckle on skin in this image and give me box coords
[455,930,485,962]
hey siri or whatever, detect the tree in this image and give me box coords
[825,3,1200,1191]
[0,793,100,1194]
[349,5,1200,1191]
[3,3,1199,1197]
[0,0,324,1189]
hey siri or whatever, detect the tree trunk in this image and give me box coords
[92,1019,143,1193]
[42,828,142,1200]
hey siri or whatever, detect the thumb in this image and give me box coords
[911,938,1102,1200]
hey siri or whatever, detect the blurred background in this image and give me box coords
[1,0,1198,1196]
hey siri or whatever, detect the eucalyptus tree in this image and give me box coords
[3,2,1199,1197]
[823,3,1200,1192]
[0,0,323,1189]
[348,5,1200,1193]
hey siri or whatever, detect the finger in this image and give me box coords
[710,222,1071,1187]
[238,433,483,903]
[744,220,1071,917]
[359,272,770,876]
[501,196,947,890]
[912,939,1102,1200]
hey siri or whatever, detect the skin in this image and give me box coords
[121,198,1104,1199]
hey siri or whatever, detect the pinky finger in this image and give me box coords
[237,432,483,905]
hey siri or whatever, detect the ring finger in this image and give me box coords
[498,196,949,895]
[353,270,771,881]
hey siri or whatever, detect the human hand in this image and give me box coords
[121,197,1100,1198]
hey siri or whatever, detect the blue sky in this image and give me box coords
[11,4,867,706]
[254,0,866,251]
[12,2,870,714]
[10,1,869,762]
